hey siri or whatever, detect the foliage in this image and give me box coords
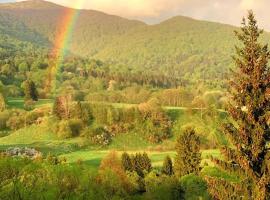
[56,120,73,139]
[138,99,172,143]
[121,152,133,172]
[98,151,135,196]
[174,128,201,177]
[161,155,174,176]
[23,79,38,101]
[206,11,270,200]
[180,174,211,200]
[132,152,152,177]
[0,93,5,112]
[24,99,35,111]
[144,171,183,200]
[0,110,9,130]
[53,95,72,120]
[82,126,111,146]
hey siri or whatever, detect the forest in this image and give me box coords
[1,0,270,199]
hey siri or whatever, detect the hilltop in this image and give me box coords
[0,0,269,84]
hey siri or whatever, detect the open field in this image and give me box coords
[0,123,220,170]
[7,98,53,109]
[0,98,224,171]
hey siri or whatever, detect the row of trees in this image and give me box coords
[121,128,201,179]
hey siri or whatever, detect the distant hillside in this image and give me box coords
[0,0,145,55]
[0,0,270,86]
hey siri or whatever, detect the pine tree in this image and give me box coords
[121,152,133,171]
[24,79,38,101]
[174,128,201,178]
[142,152,152,173]
[131,153,152,177]
[161,155,174,176]
[205,11,270,200]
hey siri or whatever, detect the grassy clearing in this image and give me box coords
[1,98,224,172]
[0,124,221,170]
[7,98,53,109]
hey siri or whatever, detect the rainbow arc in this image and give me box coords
[46,0,85,96]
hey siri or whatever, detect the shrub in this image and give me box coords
[25,111,43,125]
[144,171,183,200]
[126,171,145,193]
[0,110,10,130]
[98,151,135,196]
[54,166,80,200]
[161,156,174,176]
[138,99,172,143]
[83,126,111,146]
[57,120,73,139]
[6,110,26,130]
[180,174,210,200]
[68,119,84,137]
[24,100,35,111]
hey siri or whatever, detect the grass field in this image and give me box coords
[7,98,53,109]
[0,98,224,171]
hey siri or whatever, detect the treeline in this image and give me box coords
[51,97,172,144]
[0,127,210,200]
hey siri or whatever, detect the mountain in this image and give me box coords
[0,0,145,54]
[0,0,269,85]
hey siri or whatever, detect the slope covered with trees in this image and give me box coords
[1,0,270,87]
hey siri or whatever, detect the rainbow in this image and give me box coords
[46,0,85,96]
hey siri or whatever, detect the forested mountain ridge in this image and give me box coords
[0,0,270,87]
[0,0,145,54]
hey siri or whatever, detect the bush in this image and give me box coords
[6,110,26,130]
[126,171,145,193]
[57,120,73,139]
[180,174,210,200]
[82,126,111,146]
[138,99,172,143]
[24,100,35,111]
[144,171,183,200]
[0,110,10,130]
[56,119,84,139]
[68,119,84,137]
[98,151,135,196]
[25,111,44,125]
[54,166,80,199]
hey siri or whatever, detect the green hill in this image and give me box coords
[0,0,270,85]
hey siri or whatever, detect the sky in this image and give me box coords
[1,0,270,30]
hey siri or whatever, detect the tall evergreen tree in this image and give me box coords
[131,153,152,177]
[24,79,38,101]
[161,155,174,176]
[174,128,201,178]
[206,11,270,200]
[121,152,133,172]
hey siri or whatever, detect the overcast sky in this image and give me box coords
[1,0,270,30]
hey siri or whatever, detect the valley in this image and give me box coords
[0,0,269,199]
